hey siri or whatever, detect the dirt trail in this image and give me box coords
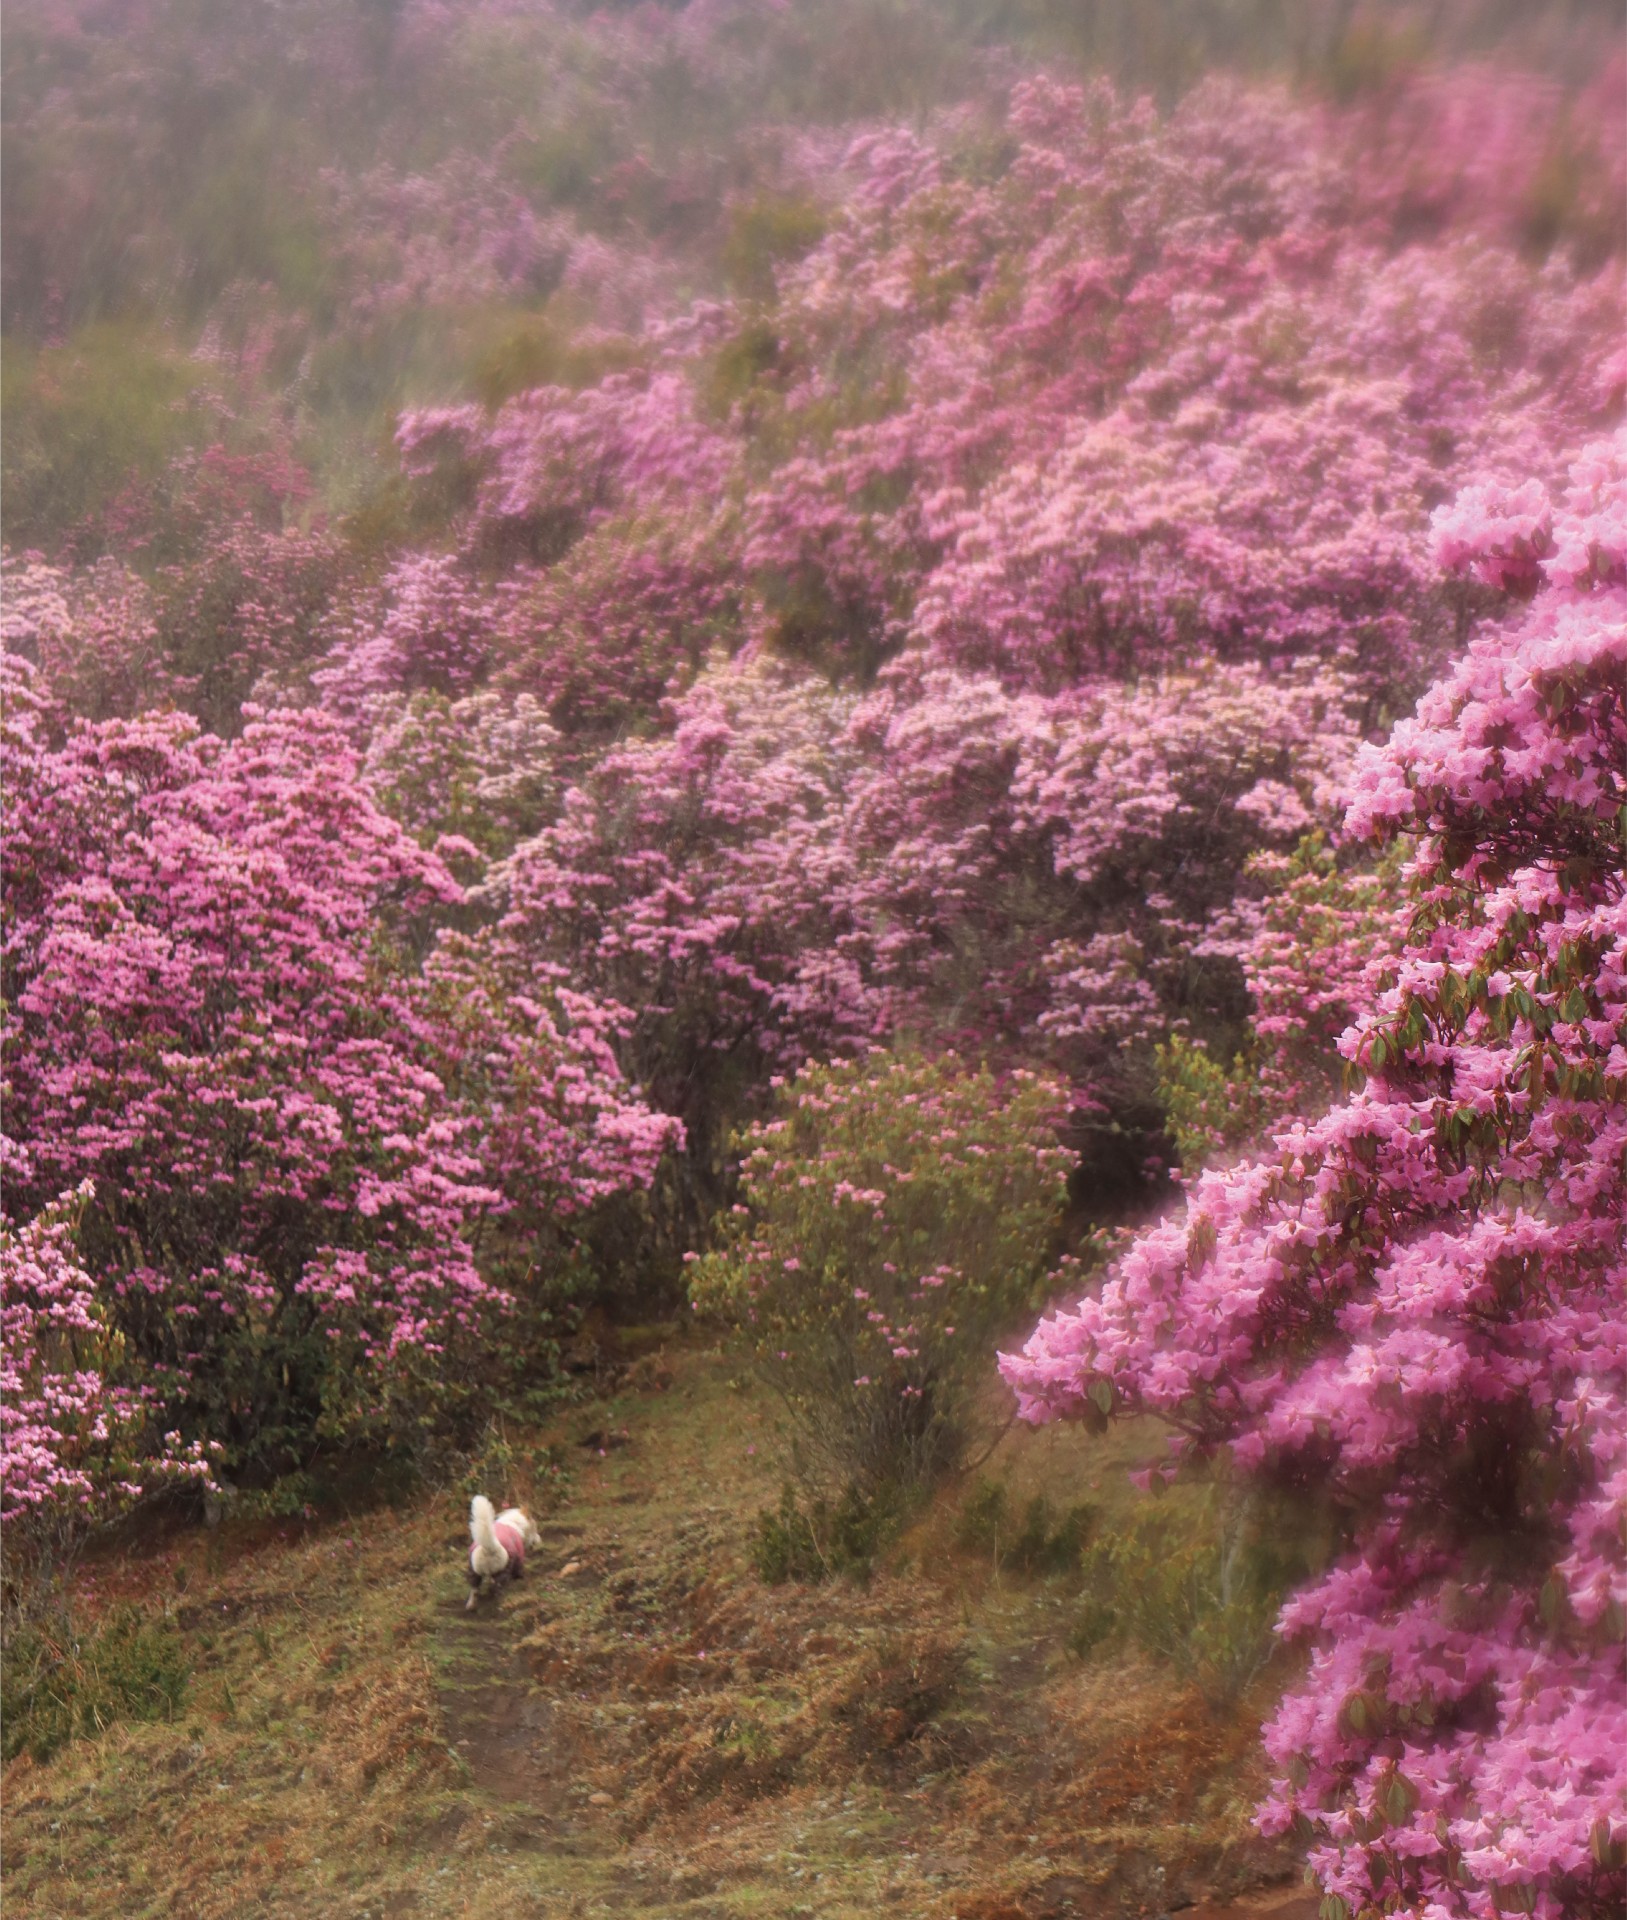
[415,1353,1320,1920]
[434,1525,590,1808]
[437,1601,561,1803]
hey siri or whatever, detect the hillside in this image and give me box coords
[3,1343,1314,1920]
[4,4,1624,1914]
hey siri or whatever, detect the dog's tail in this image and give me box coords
[469,1494,509,1579]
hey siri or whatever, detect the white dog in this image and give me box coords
[466,1495,543,1609]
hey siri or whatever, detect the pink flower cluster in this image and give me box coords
[1,666,675,1496]
[484,646,1363,1189]
[2,1184,218,1524]
[1002,438,1627,1919]
[339,63,1620,1204]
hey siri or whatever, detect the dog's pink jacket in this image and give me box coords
[490,1519,527,1569]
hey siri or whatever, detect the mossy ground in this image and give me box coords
[2,1343,1317,1919]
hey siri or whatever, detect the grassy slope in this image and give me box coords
[2,1344,1316,1919]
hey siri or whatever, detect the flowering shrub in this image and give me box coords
[151,520,349,736]
[490,516,748,749]
[486,649,1363,1228]
[1,678,674,1482]
[743,75,1617,694]
[1002,440,1627,1920]
[2,508,347,737]
[692,1053,1074,1492]
[359,689,559,861]
[9,28,1620,1258]
[313,552,501,710]
[397,373,737,572]
[1159,833,1410,1170]
[1202,834,1409,1137]
[299,58,1618,1255]
[1,1185,216,1537]
[484,658,874,1179]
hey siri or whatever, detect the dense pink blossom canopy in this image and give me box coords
[1,667,676,1496]
[1003,437,1627,1920]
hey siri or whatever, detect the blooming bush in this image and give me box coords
[1,1184,216,1539]
[1003,439,1627,1920]
[692,1053,1074,1493]
[489,516,748,750]
[9,31,1620,1251]
[1158,832,1410,1170]
[484,658,874,1182]
[485,649,1364,1238]
[1,678,674,1482]
[0,554,177,726]
[359,688,559,861]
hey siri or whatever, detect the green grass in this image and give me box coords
[0,326,200,550]
[1,1607,191,1764]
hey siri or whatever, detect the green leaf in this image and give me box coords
[1384,1770,1420,1826]
[1538,1573,1568,1628]
[1590,1819,1627,1870]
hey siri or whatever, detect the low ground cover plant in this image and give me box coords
[954,1478,1097,1579]
[0,1602,189,1764]
[1068,1495,1315,1710]
[752,1481,892,1585]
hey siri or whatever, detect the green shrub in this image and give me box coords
[955,1479,1096,1577]
[1155,1034,1265,1169]
[1,1605,190,1763]
[1067,1495,1310,1707]
[752,1483,889,1585]
[1012,1495,1094,1575]
[691,1052,1073,1496]
[953,1478,1008,1559]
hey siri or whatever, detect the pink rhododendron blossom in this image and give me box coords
[2,1184,219,1528]
[1004,440,1627,1919]
[1,673,674,1482]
